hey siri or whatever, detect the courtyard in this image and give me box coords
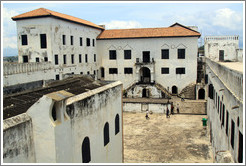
[123,112,213,163]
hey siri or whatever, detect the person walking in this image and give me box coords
[166,107,170,118]
[177,104,180,114]
[171,103,174,115]
[145,110,150,120]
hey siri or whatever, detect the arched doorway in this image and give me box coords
[198,88,205,99]
[82,137,91,163]
[172,86,178,94]
[140,67,151,83]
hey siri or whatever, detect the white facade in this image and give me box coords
[97,37,198,93]
[204,36,240,62]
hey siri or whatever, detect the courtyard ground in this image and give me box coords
[123,112,213,163]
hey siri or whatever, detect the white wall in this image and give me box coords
[97,37,198,93]
[126,84,163,98]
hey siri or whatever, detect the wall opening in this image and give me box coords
[100,67,105,78]
[23,55,28,63]
[238,131,243,163]
[142,88,148,98]
[222,104,225,126]
[226,110,229,136]
[104,122,110,146]
[198,88,205,99]
[115,114,120,135]
[172,86,178,94]
[52,105,57,121]
[82,137,91,163]
[231,120,235,149]
[40,34,47,49]
[219,50,224,61]
[139,67,151,83]
[142,51,150,62]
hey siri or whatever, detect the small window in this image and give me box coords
[62,35,66,45]
[161,68,169,74]
[104,122,110,146]
[36,57,40,62]
[79,54,82,63]
[109,68,118,74]
[71,54,74,64]
[52,105,57,121]
[85,54,88,63]
[205,74,208,84]
[124,68,133,74]
[176,67,185,74]
[55,55,58,65]
[82,137,91,163]
[124,50,131,59]
[63,55,66,64]
[70,36,73,45]
[208,84,214,99]
[86,38,90,46]
[55,74,59,80]
[92,39,95,47]
[226,110,229,136]
[44,57,48,62]
[94,54,96,62]
[115,114,120,135]
[80,37,83,46]
[93,70,96,75]
[222,104,225,126]
[161,49,169,59]
[21,35,28,45]
[231,120,235,149]
[109,50,117,60]
[87,71,90,75]
[40,34,47,49]
[178,49,185,59]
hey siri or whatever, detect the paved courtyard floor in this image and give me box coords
[123,112,213,163]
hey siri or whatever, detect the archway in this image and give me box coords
[172,86,178,94]
[198,88,205,99]
[139,67,151,83]
[82,137,91,163]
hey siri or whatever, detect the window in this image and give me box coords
[92,39,95,47]
[161,49,169,59]
[52,105,57,121]
[115,114,120,135]
[71,54,74,64]
[226,111,229,136]
[40,34,47,49]
[86,38,90,46]
[55,74,59,80]
[222,104,225,126]
[80,37,83,46]
[55,55,58,65]
[36,57,39,62]
[161,68,169,74]
[79,54,82,63]
[94,54,96,62]
[220,102,222,121]
[124,68,133,74]
[217,96,220,113]
[238,131,243,163]
[62,35,66,45]
[70,36,73,45]
[231,120,235,149]
[23,55,28,63]
[124,50,131,59]
[80,72,83,75]
[109,50,117,60]
[109,68,118,74]
[44,57,48,62]
[93,70,96,75]
[82,137,91,163]
[85,54,88,63]
[208,84,214,99]
[21,35,28,45]
[63,55,66,64]
[205,74,208,84]
[143,51,150,62]
[178,49,185,59]
[87,71,90,75]
[104,122,110,146]
[176,67,185,74]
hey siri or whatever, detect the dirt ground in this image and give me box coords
[123,112,213,163]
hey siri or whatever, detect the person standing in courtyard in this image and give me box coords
[166,107,170,118]
[145,110,150,120]
[171,103,174,115]
[177,104,180,114]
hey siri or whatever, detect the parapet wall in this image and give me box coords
[206,58,243,101]
[3,62,53,75]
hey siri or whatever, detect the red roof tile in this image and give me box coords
[12,8,104,30]
[97,25,200,39]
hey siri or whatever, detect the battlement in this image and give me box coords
[205,35,239,41]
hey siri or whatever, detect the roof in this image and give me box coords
[97,23,201,40]
[12,8,104,30]
[3,76,109,120]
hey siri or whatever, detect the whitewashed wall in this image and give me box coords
[97,37,198,93]
[123,103,170,114]
[126,84,163,98]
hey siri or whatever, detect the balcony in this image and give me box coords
[135,58,155,65]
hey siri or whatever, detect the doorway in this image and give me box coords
[198,88,205,99]
[172,86,178,94]
[139,67,151,83]
[143,51,150,62]
[219,50,224,61]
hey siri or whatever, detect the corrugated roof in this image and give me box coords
[97,25,201,39]
[12,8,104,30]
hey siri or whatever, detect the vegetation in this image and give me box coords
[3,56,18,62]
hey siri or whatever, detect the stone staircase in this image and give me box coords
[178,83,196,100]
[154,82,172,99]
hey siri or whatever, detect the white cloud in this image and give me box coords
[3,36,17,49]
[212,8,242,30]
[99,20,143,29]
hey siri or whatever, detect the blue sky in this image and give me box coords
[2,1,244,57]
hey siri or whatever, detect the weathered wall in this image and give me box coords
[3,113,36,163]
[204,36,239,62]
[97,37,198,92]
[206,59,243,163]
[126,84,163,98]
